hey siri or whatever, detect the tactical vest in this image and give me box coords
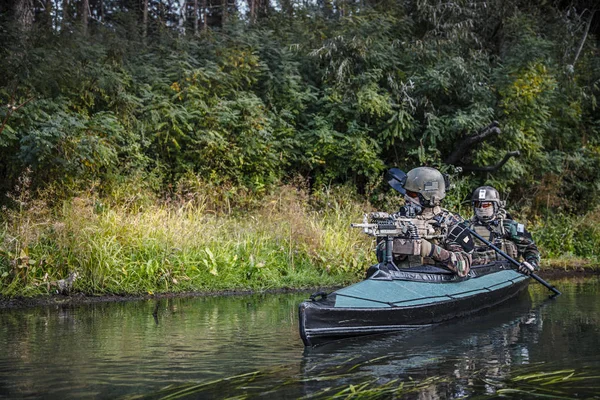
[383,206,462,268]
[470,218,518,265]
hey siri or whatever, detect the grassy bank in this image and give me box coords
[1,183,599,298]
[530,211,600,272]
[0,184,375,297]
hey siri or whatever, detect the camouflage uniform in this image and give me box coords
[378,166,474,278]
[382,206,472,277]
[468,208,540,267]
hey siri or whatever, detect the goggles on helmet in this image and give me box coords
[405,190,419,199]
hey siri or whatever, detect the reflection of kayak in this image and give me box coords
[299,261,530,346]
[298,289,536,399]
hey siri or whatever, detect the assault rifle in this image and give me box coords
[351,211,445,271]
[350,211,445,240]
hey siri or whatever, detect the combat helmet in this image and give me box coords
[471,186,504,221]
[387,167,447,207]
[471,186,501,204]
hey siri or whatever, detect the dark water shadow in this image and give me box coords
[132,291,548,399]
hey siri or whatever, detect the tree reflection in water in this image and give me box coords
[1,278,600,399]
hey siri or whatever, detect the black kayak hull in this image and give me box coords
[299,262,530,346]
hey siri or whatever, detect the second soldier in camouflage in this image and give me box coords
[468,186,540,275]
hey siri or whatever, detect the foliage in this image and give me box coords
[530,207,600,263]
[1,0,600,296]
[0,0,597,213]
[0,183,371,296]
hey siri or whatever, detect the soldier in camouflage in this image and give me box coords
[380,167,474,277]
[468,186,540,275]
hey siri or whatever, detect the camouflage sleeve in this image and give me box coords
[502,219,541,267]
[416,212,472,277]
[421,239,472,277]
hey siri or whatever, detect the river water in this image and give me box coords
[1,276,599,399]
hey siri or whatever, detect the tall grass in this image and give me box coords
[530,210,600,269]
[0,182,374,297]
[3,176,600,298]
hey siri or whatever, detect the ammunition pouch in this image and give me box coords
[392,238,422,256]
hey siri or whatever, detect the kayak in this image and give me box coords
[298,261,530,346]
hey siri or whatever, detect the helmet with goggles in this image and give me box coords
[471,186,504,221]
[386,167,448,207]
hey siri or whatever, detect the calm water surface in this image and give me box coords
[1,276,599,399]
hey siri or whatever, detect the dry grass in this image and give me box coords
[3,175,600,297]
[0,181,373,296]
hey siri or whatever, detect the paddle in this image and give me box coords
[466,227,561,297]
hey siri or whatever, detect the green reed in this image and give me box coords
[493,367,600,399]
[130,355,448,400]
[530,211,600,269]
[0,185,373,296]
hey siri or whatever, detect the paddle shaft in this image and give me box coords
[466,227,561,296]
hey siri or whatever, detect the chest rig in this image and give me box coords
[391,206,457,268]
[470,216,518,265]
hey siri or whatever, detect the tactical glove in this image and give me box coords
[420,240,471,277]
[518,261,535,275]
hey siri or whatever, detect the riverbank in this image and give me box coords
[1,184,374,298]
[3,183,600,300]
[1,267,597,310]
[0,286,322,309]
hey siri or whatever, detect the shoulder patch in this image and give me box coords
[517,223,525,233]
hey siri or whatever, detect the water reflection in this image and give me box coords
[299,291,540,399]
[1,277,599,399]
[0,293,306,399]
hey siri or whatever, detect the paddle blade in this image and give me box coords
[386,168,407,194]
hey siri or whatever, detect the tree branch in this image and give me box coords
[444,121,501,165]
[572,10,595,68]
[460,151,521,172]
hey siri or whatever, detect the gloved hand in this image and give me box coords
[518,261,535,275]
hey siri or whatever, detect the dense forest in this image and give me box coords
[1,0,599,212]
[0,0,599,295]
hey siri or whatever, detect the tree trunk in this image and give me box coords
[62,0,70,30]
[143,0,149,39]
[81,0,89,34]
[178,0,186,35]
[14,0,34,32]
[194,0,199,35]
[249,0,255,24]
[221,0,227,27]
[202,0,207,31]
